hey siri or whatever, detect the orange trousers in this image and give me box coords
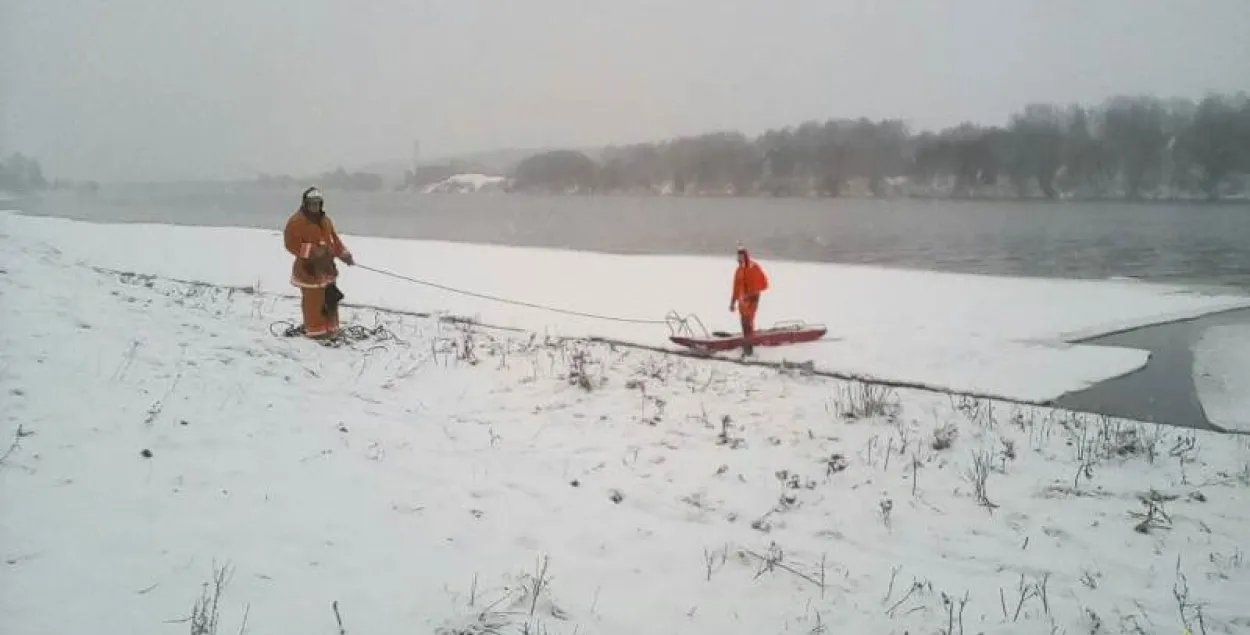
[300,286,340,338]
[738,298,759,354]
[738,298,759,337]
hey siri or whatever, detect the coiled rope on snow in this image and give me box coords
[269,319,407,349]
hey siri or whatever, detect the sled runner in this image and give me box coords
[665,312,827,353]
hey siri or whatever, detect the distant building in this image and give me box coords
[420,173,508,194]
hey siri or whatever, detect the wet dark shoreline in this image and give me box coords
[1054,307,1250,433]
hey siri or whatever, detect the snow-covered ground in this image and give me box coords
[3,213,1250,634]
[3,211,1249,405]
[421,174,508,194]
[1194,325,1250,433]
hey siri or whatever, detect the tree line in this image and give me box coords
[0,153,101,194]
[511,93,1250,201]
[0,153,48,193]
[255,166,385,191]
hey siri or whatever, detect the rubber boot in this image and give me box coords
[740,313,755,358]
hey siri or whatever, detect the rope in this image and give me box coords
[269,320,407,349]
[353,263,669,326]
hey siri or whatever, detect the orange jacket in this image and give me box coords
[732,251,769,304]
[284,210,350,288]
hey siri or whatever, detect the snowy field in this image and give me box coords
[3,213,1250,634]
[3,210,1250,404]
[1194,325,1250,433]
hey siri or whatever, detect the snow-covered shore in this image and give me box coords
[2,213,1250,634]
[4,210,1249,404]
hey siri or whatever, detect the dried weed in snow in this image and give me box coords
[997,572,1051,623]
[436,555,568,635]
[950,394,995,429]
[932,422,958,451]
[1130,491,1174,534]
[0,424,34,467]
[564,344,605,392]
[830,382,900,421]
[965,449,999,512]
[165,561,248,635]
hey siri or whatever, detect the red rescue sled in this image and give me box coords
[665,312,827,353]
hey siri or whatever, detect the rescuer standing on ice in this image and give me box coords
[730,244,769,356]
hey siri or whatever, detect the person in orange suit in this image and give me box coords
[284,187,355,339]
[729,245,769,355]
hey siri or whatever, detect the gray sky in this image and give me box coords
[4,0,1249,182]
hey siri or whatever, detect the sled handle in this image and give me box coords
[664,310,710,338]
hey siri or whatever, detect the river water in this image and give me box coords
[8,184,1250,289]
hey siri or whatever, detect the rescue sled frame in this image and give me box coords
[664,310,712,339]
[663,310,828,353]
[664,311,821,338]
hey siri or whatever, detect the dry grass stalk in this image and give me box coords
[965,449,998,511]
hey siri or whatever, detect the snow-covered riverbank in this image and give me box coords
[5,211,1250,404]
[2,214,1250,634]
